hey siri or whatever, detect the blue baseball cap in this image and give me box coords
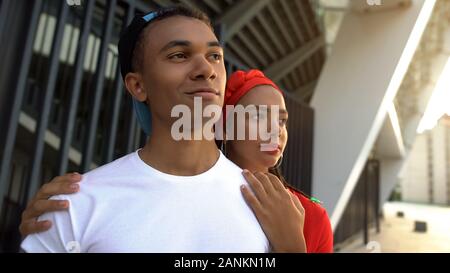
[118,11,162,135]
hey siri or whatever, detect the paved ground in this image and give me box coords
[337,202,450,253]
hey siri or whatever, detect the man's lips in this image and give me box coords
[185,88,220,96]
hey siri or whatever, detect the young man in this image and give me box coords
[20,6,269,253]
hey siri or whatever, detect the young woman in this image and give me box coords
[221,69,333,253]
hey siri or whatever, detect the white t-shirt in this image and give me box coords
[21,150,269,253]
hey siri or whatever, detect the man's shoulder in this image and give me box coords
[83,152,138,180]
[51,152,140,202]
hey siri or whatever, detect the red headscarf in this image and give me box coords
[223,69,283,121]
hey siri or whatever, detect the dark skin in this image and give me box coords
[19,16,306,252]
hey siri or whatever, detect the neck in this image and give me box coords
[139,120,220,176]
[227,149,268,173]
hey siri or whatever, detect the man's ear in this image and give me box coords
[124,72,147,102]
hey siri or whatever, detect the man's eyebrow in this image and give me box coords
[159,40,191,53]
[207,41,223,49]
[159,40,223,53]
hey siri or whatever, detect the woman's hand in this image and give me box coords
[19,173,82,237]
[241,170,306,253]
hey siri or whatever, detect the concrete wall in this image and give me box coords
[310,0,435,229]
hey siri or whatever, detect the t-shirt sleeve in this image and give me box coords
[20,196,77,253]
[315,209,334,253]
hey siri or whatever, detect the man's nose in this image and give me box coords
[190,56,217,81]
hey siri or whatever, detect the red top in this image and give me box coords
[288,189,334,253]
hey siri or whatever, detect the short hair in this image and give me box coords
[131,6,214,73]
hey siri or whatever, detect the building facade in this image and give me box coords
[401,115,450,205]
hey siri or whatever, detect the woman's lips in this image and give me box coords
[262,149,280,155]
[260,143,281,154]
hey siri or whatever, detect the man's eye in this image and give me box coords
[169,53,187,60]
[209,53,222,61]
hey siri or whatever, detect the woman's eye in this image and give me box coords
[279,118,288,126]
[250,112,268,121]
[250,114,261,121]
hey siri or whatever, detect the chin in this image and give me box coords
[203,98,222,107]
[261,158,278,170]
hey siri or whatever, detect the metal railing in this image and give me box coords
[334,159,381,247]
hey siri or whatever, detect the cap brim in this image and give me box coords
[132,99,152,135]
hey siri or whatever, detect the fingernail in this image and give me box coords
[242,169,249,174]
[240,185,246,190]
[70,184,79,190]
[59,201,68,207]
[71,172,81,178]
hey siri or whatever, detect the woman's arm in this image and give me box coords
[19,173,82,237]
[241,170,307,253]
